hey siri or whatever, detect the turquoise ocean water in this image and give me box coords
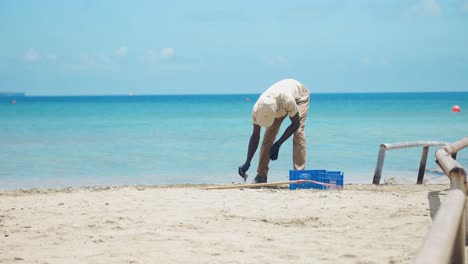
[1,92,467,190]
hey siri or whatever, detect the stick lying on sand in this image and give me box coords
[202,180,341,190]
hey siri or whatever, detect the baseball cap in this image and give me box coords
[254,96,277,127]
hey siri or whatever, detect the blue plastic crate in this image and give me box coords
[289,170,344,190]
[289,170,325,190]
[315,171,344,190]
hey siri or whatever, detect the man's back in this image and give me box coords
[262,79,310,103]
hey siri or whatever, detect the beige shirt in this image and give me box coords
[253,79,310,124]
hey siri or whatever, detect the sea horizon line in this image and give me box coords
[2,90,468,98]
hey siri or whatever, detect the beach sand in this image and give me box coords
[0,183,457,264]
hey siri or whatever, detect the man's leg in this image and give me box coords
[257,116,286,178]
[293,98,310,170]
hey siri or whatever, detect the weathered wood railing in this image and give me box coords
[372,141,449,185]
[415,137,468,264]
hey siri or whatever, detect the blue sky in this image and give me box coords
[1,0,468,95]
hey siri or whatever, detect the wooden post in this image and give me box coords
[466,196,468,244]
[417,146,429,184]
[371,141,448,185]
[414,189,466,264]
[449,168,466,264]
[372,145,386,185]
[452,203,466,264]
[415,139,468,264]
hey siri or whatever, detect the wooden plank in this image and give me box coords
[416,143,468,264]
[444,137,468,155]
[201,180,340,190]
[202,181,301,190]
[383,141,447,150]
[436,149,465,177]
[414,188,466,264]
[372,141,449,185]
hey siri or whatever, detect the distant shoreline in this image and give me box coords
[0,92,25,97]
[2,91,467,98]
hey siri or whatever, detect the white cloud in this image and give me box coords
[463,1,468,12]
[141,48,175,63]
[78,54,112,65]
[265,56,288,66]
[360,57,372,65]
[80,54,95,65]
[422,0,441,15]
[23,48,40,61]
[63,54,117,71]
[99,55,112,64]
[141,49,158,62]
[115,46,128,57]
[406,0,441,17]
[160,48,175,59]
[47,53,57,61]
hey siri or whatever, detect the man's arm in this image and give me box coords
[276,113,300,145]
[269,113,300,160]
[238,124,261,179]
[245,124,261,164]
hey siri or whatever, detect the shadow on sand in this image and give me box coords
[427,190,448,220]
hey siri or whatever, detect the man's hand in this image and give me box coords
[238,162,250,181]
[269,142,281,160]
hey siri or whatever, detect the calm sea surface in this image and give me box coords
[1,92,467,189]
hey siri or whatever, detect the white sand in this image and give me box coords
[0,184,456,263]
